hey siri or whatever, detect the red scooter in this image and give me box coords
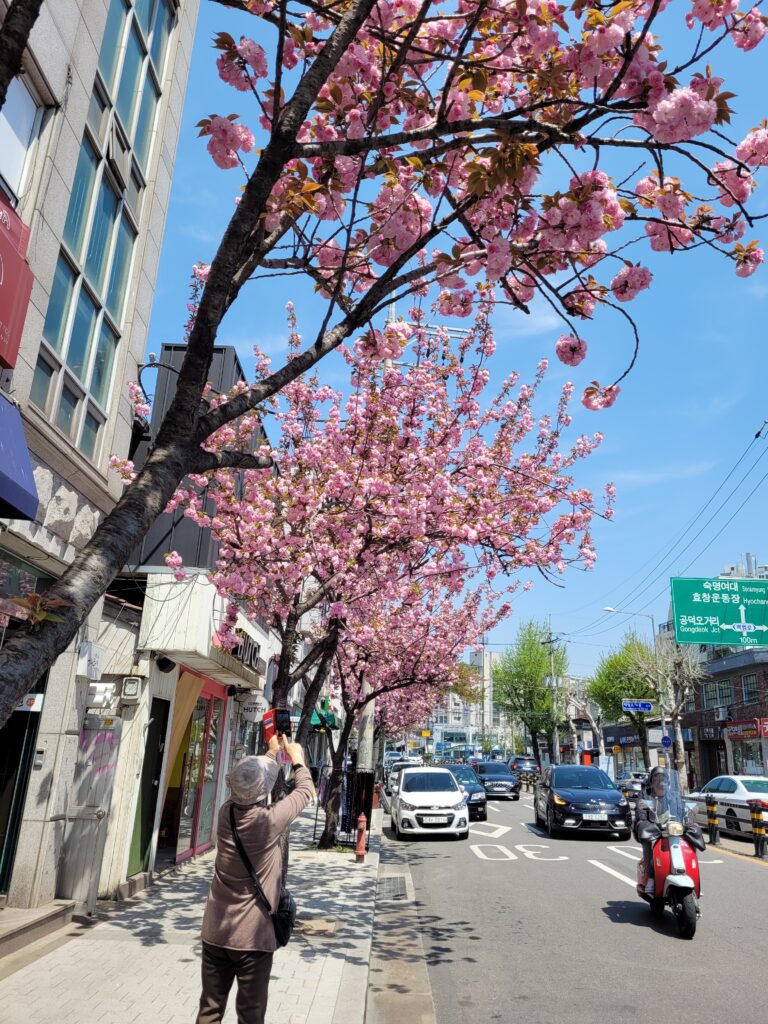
[634,769,705,939]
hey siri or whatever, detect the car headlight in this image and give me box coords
[399,800,417,811]
[456,799,468,809]
[553,794,567,806]
[618,798,628,808]
[469,792,485,801]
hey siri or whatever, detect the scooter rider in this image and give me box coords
[634,766,685,894]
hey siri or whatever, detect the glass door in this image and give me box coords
[175,681,228,861]
[175,698,207,860]
[195,697,223,850]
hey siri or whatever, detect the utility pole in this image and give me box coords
[545,616,560,765]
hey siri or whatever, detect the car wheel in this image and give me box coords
[547,809,560,839]
[534,801,543,828]
[513,793,520,801]
[457,830,469,841]
[618,829,633,842]
[393,816,404,841]
[725,809,740,832]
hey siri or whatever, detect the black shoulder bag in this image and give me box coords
[229,804,297,947]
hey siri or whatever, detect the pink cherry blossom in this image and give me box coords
[734,245,765,277]
[199,115,254,170]
[736,126,768,166]
[643,86,718,143]
[610,265,653,302]
[555,334,588,366]
[731,8,768,50]
[581,384,620,411]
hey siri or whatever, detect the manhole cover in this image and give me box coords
[378,875,407,900]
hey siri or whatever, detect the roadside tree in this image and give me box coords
[493,621,567,764]
[2,0,768,721]
[587,634,656,769]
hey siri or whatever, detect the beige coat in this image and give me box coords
[201,764,313,951]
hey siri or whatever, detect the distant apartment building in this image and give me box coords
[0,0,200,912]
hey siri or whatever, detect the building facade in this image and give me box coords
[0,0,200,910]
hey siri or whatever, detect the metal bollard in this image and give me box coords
[706,795,720,845]
[747,800,767,859]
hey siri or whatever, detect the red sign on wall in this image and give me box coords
[0,193,34,370]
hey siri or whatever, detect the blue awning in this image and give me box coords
[0,393,38,521]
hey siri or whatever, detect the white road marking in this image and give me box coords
[589,860,636,887]
[487,804,501,813]
[469,822,512,839]
[521,821,547,837]
[471,844,518,861]
[607,845,640,862]
[523,803,534,811]
[515,844,568,861]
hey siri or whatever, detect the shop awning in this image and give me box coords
[0,393,38,521]
[311,709,339,730]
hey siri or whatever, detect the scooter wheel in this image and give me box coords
[675,893,698,939]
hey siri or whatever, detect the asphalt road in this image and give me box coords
[384,792,768,1024]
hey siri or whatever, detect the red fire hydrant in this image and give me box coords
[355,813,368,863]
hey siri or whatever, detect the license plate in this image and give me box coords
[582,812,608,821]
[423,816,448,824]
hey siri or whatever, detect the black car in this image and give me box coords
[446,763,487,821]
[508,756,541,776]
[474,761,521,799]
[534,765,631,838]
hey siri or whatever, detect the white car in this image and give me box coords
[690,775,768,836]
[389,767,469,840]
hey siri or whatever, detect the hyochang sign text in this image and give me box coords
[671,577,768,646]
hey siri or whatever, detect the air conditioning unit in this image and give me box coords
[714,706,728,722]
[120,676,142,704]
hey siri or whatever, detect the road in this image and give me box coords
[384,791,768,1024]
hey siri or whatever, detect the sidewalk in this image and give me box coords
[0,807,380,1024]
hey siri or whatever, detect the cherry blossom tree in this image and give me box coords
[0,0,44,112]
[2,0,768,723]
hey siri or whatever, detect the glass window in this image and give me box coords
[99,0,128,93]
[717,679,733,706]
[63,139,99,259]
[126,166,143,217]
[106,214,135,322]
[150,0,174,72]
[85,175,119,290]
[87,88,109,143]
[0,76,39,196]
[80,411,101,460]
[56,385,80,438]
[133,77,159,168]
[703,778,722,793]
[720,778,738,794]
[115,24,144,134]
[743,779,768,793]
[42,256,76,353]
[30,357,55,411]
[135,0,153,36]
[90,321,119,407]
[67,288,98,381]
[703,681,718,710]
[742,673,759,705]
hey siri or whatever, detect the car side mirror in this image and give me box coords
[459,784,466,792]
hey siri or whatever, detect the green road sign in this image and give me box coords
[671,577,768,646]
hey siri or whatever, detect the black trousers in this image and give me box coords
[197,941,274,1024]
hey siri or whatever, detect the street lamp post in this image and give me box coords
[603,606,666,736]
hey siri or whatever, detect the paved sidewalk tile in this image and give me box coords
[0,810,379,1024]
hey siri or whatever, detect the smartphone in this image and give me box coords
[262,709,276,743]
[275,708,292,737]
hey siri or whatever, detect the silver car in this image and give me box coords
[690,775,768,836]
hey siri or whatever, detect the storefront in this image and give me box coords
[698,725,728,781]
[0,550,50,895]
[724,719,768,776]
[157,672,229,864]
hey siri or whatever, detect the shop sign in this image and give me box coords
[725,718,767,741]
[0,194,34,370]
[240,693,269,722]
[700,726,720,740]
[15,692,43,712]
[232,628,265,675]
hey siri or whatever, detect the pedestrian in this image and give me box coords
[196,733,314,1024]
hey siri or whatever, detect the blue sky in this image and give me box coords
[147,4,768,676]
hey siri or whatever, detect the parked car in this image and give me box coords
[474,761,521,799]
[508,756,541,776]
[445,764,487,821]
[389,767,470,840]
[617,770,648,800]
[534,764,631,838]
[384,759,414,793]
[689,775,768,836]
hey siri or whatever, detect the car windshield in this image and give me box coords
[450,767,479,784]
[742,779,768,793]
[477,763,511,775]
[402,772,458,793]
[552,768,615,790]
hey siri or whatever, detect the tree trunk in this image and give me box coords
[317,714,354,849]
[294,628,339,748]
[0,0,44,112]
[529,728,541,764]
[671,711,688,794]
[636,717,651,770]
[568,717,579,764]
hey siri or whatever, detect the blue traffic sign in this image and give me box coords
[661,735,672,748]
[621,699,656,713]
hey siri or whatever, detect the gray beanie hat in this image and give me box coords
[227,755,280,806]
